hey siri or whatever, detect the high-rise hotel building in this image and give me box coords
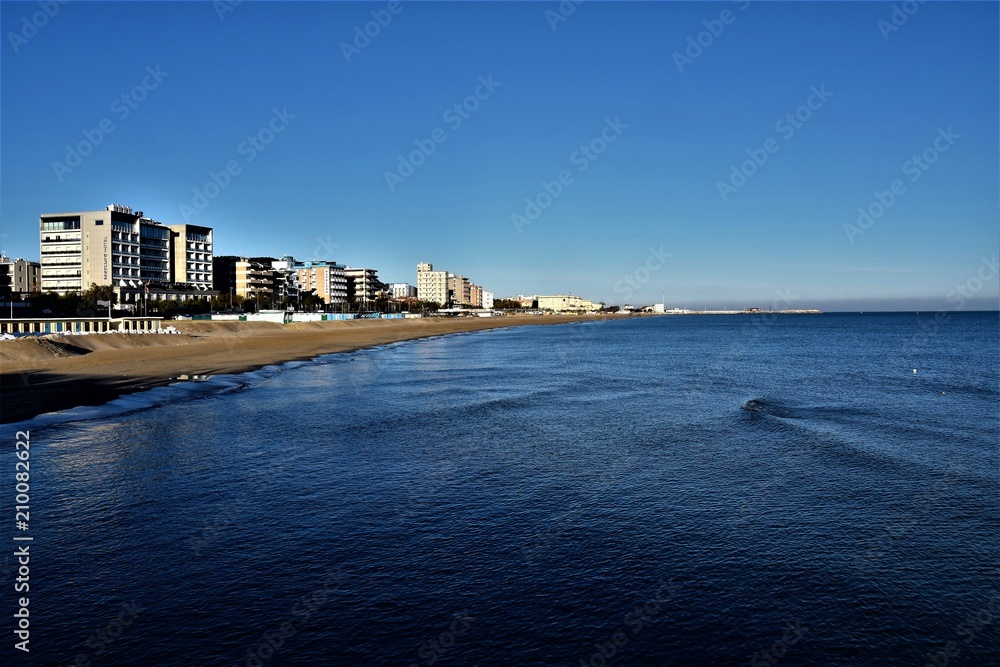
[39,204,213,302]
[416,262,449,306]
[168,223,214,289]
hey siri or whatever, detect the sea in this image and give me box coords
[4,312,998,666]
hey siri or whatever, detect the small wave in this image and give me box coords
[0,364,296,436]
[0,377,247,435]
[740,397,866,420]
[740,396,996,483]
[949,382,1000,398]
[741,398,800,418]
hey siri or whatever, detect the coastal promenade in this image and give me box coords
[0,314,608,424]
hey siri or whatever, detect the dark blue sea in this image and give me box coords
[4,312,999,666]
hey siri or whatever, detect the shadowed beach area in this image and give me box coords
[0,315,610,424]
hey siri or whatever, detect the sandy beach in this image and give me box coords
[0,315,610,424]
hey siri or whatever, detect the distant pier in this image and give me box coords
[660,309,822,315]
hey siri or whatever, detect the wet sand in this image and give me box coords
[0,315,610,424]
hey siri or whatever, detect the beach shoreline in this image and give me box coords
[0,314,614,424]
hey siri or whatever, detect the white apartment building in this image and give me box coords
[345,267,381,304]
[271,256,301,303]
[39,204,215,303]
[388,282,417,299]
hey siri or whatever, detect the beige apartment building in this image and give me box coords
[417,262,492,308]
[295,260,347,304]
[448,274,472,306]
[0,255,40,295]
[536,294,602,313]
[168,223,214,289]
[236,259,278,299]
[417,262,449,306]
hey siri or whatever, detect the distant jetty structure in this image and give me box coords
[660,308,821,315]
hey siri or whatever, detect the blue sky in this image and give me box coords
[1,1,997,309]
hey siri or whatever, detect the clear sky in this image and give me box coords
[1,1,997,310]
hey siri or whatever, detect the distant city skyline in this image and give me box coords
[1,1,997,310]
